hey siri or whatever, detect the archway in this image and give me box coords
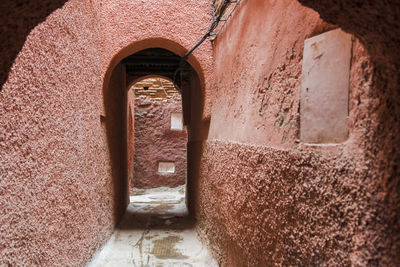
[88,44,216,266]
[127,76,189,220]
[102,45,207,224]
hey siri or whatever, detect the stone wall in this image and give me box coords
[132,77,181,100]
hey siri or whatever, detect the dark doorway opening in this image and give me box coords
[103,46,206,226]
[128,76,188,219]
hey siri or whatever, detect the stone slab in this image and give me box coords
[300,28,352,143]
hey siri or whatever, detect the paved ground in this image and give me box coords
[87,186,218,267]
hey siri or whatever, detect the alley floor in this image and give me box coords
[87,186,218,267]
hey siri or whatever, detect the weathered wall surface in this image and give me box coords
[0,1,111,266]
[0,0,68,90]
[0,0,212,266]
[134,97,187,188]
[93,0,214,118]
[196,0,400,266]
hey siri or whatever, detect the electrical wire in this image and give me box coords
[173,0,234,92]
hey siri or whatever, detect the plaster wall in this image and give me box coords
[197,0,400,266]
[92,0,214,118]
[0,0,68,90]
[0,1,111,266]
[134,97,187,188]
[300,29,352,143]
[0,0,213,265]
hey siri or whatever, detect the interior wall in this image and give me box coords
[197,0,400,266]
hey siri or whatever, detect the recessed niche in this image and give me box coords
[300,28,352,144]
[170,112,183,130]
[158,162,175,173]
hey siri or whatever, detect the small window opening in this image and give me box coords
[158,162,175,173]
[170,112,183,130]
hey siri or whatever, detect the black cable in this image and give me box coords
[173,0,232,92]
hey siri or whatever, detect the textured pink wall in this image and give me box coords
[196,0,400,266]
[134,98,187,188]
[0,0,212,265]
[0,1,113,266]
[208,0,335,147]
[93,0,214,119]
[0,1,112,265]
[0,0,68,89]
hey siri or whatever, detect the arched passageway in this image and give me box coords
[89,47,217,266]
[1,0,214,262]
[101,46,207,222]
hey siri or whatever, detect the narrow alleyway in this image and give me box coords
[2,0,400,266]
[87,187,217,267]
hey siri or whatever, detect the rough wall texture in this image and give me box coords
[196,0,400,266]
[0,0,212,266]
[296,0,400,265]
[298,0,400,72]
[93,0,214,118]
[132,77,181,100]
[0,0,68,90]
[134,97,187,188]
[0,1,111,266]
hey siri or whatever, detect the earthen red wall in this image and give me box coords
[195,0,400,266]
[134,98,187,188]
[0,0,68,90]
[0,2,111,265]
[0,0,212,265]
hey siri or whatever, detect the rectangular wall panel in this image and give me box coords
[158,162,175,173]
[300,29,352,143]
[171,112,183,130]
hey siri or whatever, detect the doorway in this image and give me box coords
[128,77,188,218]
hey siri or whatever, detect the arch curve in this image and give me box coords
[102,38,206,97]
[101,38,208,223]
[127,75,176,91]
